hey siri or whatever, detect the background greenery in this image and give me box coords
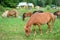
[0,0,60,8]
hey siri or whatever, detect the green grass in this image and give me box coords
[0,8,60,40]
[0,16,60,40]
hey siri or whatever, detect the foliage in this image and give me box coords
[0,0,60,8]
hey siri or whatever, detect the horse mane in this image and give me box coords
[33,10,43,14]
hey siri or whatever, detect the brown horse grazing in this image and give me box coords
[24,12,56,36]
[53,11,60,18]
[22,12,32,21]
[7,10,18,17]
[2,10,18,18]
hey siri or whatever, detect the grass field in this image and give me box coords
[0,8,60,40]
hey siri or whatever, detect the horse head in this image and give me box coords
[24,24,31,36]
[53,11,60,16]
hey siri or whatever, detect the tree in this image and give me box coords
[0,0,60,8]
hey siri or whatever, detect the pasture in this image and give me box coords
[0,8,60,40]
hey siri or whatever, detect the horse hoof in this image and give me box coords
[40,33,42,35]
[34,32,36,36]
[34,34,36,36]
[46,31,48,34]
[50,31,52,33]
[34,33,36,36]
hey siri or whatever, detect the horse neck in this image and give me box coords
[26,20,32,28]
[26,23,31,28]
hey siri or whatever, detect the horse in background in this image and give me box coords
[53,11,60,18]
[7,9,18,17]
[22,12,32,21]
[24,12,56,36]
[22,10,43,21]
[2,9,18,18]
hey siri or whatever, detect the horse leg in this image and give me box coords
[34,25,36,36]
[7,15,9,17]
[46,23,52,34]
[14,14,16,17]
[38,24,42,35]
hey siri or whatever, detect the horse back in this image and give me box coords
[8,10,17,15]
[28,12,53,25]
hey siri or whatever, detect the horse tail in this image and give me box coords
[51,14,56,27]
[23,13,26,21]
